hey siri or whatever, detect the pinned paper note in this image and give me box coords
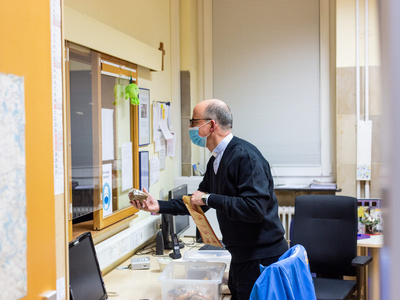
[150,156,160,186]
[153,101,173,141]
[167,132,176,157]
[356,120,372,180]
[102,163,113,217]
[159,119,173,140]
[101,108,114,161]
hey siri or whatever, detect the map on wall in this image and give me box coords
[0,72,27,299]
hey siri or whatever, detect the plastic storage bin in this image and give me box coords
[158,261,226,300]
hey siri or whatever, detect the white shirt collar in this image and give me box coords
[211,133,233,157]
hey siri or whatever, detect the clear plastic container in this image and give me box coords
[183,250,231,266]
[158,261,226,300]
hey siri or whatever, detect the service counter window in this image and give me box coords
[66,42,139,236]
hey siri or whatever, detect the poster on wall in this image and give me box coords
[0,72,27,299]
[138,88,150,146]
[102,163,113,217]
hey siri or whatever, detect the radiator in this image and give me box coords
[278,206,295,241]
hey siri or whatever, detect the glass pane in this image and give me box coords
[69,51,101,223]
[101,74,133,215]
[68,43,138,230]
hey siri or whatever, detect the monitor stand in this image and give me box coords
[164,240,185,249]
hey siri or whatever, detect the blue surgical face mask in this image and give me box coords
[189,121,211,147]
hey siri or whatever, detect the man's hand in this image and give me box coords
[129,188,160,213]
[191,190,207,206]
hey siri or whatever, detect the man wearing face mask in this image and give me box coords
[129,99,288,300]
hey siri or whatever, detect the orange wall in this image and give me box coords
[0,1,57,298]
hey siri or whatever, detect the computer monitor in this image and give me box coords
[169,184,191,238]
[69,232,108,300]
[161,184,190,249]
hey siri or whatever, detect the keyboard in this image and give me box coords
[199,244,226,251]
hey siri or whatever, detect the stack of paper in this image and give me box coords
[309,180,337,190]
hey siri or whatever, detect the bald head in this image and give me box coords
[196,99,233,131]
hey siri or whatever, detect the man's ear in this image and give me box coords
[210,120,216,130]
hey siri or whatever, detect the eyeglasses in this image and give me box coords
[189,118,211,127]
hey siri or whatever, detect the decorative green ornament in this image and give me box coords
[113,83,125,105]
[125,83,140,105]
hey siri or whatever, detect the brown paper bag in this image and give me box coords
[183,195,223,247]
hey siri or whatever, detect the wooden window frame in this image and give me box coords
[65,41,140,238]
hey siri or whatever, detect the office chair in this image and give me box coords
[290,195,372,300]
[250,244,317,300]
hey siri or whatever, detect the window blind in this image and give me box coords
[100,60,137,81]
[212,0,321,168]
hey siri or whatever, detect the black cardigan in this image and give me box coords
[159,136,288,263]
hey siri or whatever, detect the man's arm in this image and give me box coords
[129,187,191,215]
[158,198,189,215]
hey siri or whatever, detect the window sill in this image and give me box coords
[72,213,139,245]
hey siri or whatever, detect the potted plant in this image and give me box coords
[361,211,380,234]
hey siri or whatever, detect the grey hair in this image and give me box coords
[204,101,233,131]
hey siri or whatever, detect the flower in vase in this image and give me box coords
[361,211,380,226]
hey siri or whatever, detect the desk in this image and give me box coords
[103,239,231,300]
[357,235,383,300]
